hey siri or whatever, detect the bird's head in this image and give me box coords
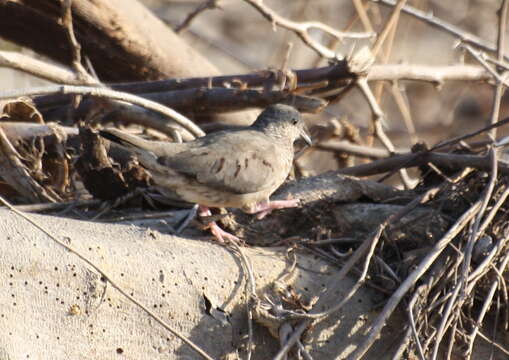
[253,104,312,146]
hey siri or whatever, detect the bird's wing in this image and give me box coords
[157,131,288,194]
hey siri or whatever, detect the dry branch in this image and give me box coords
[0,51,83,85]
[0,85,206,138]
[372,0,507,59]
[37,88,327,124]
[242,0,374,59]
[0,0,258,124]
[175,0,223,33]
[0,0,218,81]
[26,63,491,123]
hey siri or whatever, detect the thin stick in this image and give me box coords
[434,151,498,357]
[430,277,462,360]
[60,0,95,83]
[390,326,412,360]
[0,85,205,138]
[466,254,509,357]
[307,226,383,319]
[478,331,509,356]
[273,188,440,359]
[372,0,407,56]
[440,4,509,357]
[352,0,374,33]
[347,200,482,360]
[460,45,509,87]
[175,0,222,33]
[9,199,101,213]
[408,289,426,360]
[227,242,257,360]
[242,0,374,59]
[21,63,490,104]
[271,226,382,360]
[461,4,509,357]
[468,184,509,283]
[356,80,387,136]
[356,78,410,186]
[0,51,84,85]
[372,0,507,60]
[390,82,417,143]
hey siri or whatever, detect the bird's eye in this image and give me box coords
[292,117,299,125]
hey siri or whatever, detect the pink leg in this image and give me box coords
[198,205,240,243]
[247,199,301,220]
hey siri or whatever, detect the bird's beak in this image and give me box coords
[300,126,312,146]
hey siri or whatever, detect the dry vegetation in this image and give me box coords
[1,0,509,359]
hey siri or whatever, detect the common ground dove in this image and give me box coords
[99,104,311,242]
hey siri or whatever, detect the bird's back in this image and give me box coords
[157,128,295,195]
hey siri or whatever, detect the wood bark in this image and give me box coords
[0,0,218,81]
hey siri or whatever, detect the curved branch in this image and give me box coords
[0,85,205,138]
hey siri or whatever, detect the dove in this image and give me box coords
[99,104,311,242]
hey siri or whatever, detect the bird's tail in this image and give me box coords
[99,128,153,152]
[99,128,179,177]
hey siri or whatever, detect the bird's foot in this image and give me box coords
[207,221,241,244]
[199,205,241,244]
[249,199,301,220]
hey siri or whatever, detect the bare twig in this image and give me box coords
[370,0,418,147]
[431,116,509,152]
[242,0,374,59]
[372,0,508,60]
[347,201,482,360]
[0,51,86,85]
[274,188,440,360]
[316,140,406,158]
[465,253,509,358]
[352,0,374,33]
[176,204,199,234]
[468,185,509,282]
[356,77,413,188]
[278,42,294,91]
[29,64,491,111]
[337,111,509,178]
[460,45,509,87]
[60,0,95,83]
[451,4,509,358]
[372,0,407,56]
[338,151,509,177]
[390,326,412,360]
[408,288,426,360]
[175,0,222,33]
[356,77,394,152]
[272,227,382,360]
[0,85,205,138]
[367,64,490,83]
[9,199,101,213]
[227,241,257,360]
[478,331,509,356]
[390,82,417,143]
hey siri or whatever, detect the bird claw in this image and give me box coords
[256,208,276,220]
[199,205,241,244]
[252,199,301,220]
[208,221,241,244]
